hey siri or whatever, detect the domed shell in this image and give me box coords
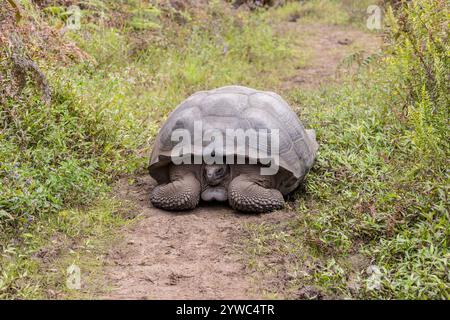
[149,86,318,194]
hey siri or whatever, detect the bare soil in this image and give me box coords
[279,23,382,90]
[99,23,381,300]
[103,175,294,299]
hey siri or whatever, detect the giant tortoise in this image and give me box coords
[149,85,318,213]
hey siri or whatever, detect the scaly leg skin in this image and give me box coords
[228,168,284,213]
[150,165,201,211]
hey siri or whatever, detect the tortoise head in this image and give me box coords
[203,164,229,186]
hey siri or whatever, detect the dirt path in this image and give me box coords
[100,23,381,300]
[279,23,381,90]
[103,176,294,299]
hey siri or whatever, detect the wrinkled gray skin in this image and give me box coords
[149,86,319,213]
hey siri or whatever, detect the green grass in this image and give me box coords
[244,0,449,299]
[0,197,132,298]
[291,76,448,299]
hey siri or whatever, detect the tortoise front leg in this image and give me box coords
[150,165,201,211]
[228,172,284,213]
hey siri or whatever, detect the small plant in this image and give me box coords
[383,0,449,164]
